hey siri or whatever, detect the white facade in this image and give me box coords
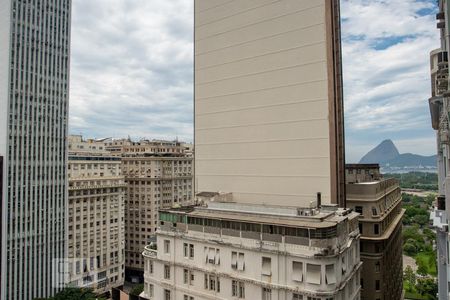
[429,2,450,299]
[142,203,361,300]
[0,0,71,299]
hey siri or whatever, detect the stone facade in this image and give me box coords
[118,148,193,274]
[346,165,404,300]
[67,135,126,295]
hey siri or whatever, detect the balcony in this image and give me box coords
[142,245,157,258]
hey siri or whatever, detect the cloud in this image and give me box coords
[341,0,439,161]
[69,0,438,162]
[69,0,194,141]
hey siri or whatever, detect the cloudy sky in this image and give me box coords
[69,0,439,162]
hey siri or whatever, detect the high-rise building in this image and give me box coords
[430,1,450,299]
[141,200,361,300]
[346,164,404,300]
[0,1,71,299]
[108,140,193,279]
[67,135,125,295]
[194,0,345,207]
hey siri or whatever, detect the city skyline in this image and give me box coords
[69,0,439,163]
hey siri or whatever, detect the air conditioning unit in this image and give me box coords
[231,263,237,269]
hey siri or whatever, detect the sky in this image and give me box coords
[69,0,440,163]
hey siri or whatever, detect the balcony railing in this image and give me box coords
[142,245,157,258]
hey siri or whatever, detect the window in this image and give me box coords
[164,265,170,279]
[184,296,194,300]
[262,257,271,276]
[358,223,363,234]
[164,240,170,254]
[231,251,244,270]
[232,280,238,297]
[215,249,220,265]
[306,264,321,285]
[325,264,336,284]
[190,244,195,258]
[148,261,153,274]
[342,256,347,274]
[374,224,379,235]
[231,252,237,269]
[149,284,154,297]
[207,248,215,264]
[232,280,245,298]
[204,274,220,291]
[372,207,378,216]
[238,252,245,270]
[292,294,303,300]
[292,261,303,282]
[238,281,245,298]
[164,289,171,300]
[184,243,194,259]
[209,276,216,291]
[262,288,272,300]
[184,269,189,284]
[375,280,380,291]
[355,206,363,214]
[375,262,380,272]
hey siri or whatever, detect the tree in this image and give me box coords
[417,263,428,276]
[403,265,416,291]
[413,214,430,227]
[423,228,436,242]
[130,284,144,296]
[36,287,105,300]
[416,278,437,300]
[403,243,418,256]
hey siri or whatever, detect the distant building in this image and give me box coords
[68,135,109,154]
[104,138,188,157]
[346,164,381,183]
[67,135,126,294]
[106,139,193,278]
[194,0,346,207]
[142,200,361,300]
[346,164,404,300]
[429,1,450,299]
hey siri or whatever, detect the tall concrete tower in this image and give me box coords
[0,0,71,299]
[194,0,345,207]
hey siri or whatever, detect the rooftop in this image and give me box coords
[160,201,358,230]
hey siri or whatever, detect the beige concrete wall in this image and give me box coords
[195,0,341,206]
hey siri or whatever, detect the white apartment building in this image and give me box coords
[429,1,450,299]
[141,201,361,300]
[0,0,71,298]
[67,136,125,295]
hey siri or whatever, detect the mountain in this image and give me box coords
[359,139,399,164]
[359,139,437,171]
[388,153,437,167]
